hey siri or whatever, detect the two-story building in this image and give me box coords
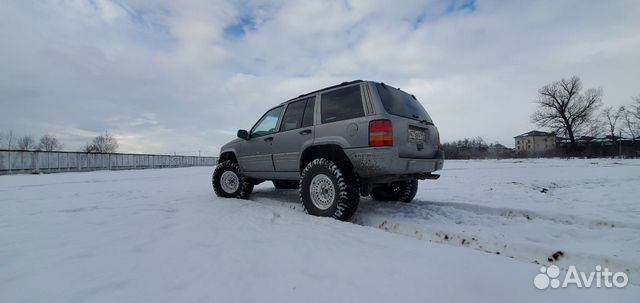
[514,131,556,153]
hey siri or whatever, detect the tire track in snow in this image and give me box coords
[251,188,639,285]
[352,199,639,285]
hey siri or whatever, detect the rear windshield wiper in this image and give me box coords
[411,115,434,125]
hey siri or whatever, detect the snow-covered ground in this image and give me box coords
[1,159,639,301]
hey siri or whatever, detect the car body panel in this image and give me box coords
[272,127,315,172]
[344,147,444,179]
[236,137,275,172]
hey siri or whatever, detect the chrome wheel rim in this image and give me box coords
[220,171,239,193]
[310,174,335,210]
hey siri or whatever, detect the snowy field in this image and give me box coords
[1,159,639,301]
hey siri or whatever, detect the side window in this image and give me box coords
[320,85,364,124]
[280,99,306,132]
[301,98,315,127]
[250,106,283,137]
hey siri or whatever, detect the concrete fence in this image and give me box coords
[0,150,217,175]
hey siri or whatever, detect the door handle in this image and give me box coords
[264,137,274,142]
[299,129,312,135]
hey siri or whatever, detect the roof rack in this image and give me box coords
[286,80,363,102]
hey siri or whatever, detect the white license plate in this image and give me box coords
[408,129,426,143]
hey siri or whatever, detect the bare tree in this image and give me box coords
[38,134,63,151]
[621,110,637,140]
[532,76,603,150]
[632,94,640,118]
[2,130,16,150]
[621,104,639,141]
[16,135,37,150]
[601,106,625,142]
[618,95,640,140]
[81,142,97,153]
[83,131,119,153]
[584,120,605,139]
[630,95,640,132]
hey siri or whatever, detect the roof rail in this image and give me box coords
[286,80,363,102]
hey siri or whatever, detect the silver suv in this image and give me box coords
[213,80,444,221]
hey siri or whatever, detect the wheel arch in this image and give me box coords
[218,151,238,164]
[299,144,353,172]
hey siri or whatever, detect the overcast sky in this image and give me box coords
[1,0,639,155]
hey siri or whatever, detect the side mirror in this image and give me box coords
[237,129,249,140]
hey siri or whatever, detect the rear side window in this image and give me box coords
[280,99,307,131]
[321,85,364,124]
[302,98,315,127]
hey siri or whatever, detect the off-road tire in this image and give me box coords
[212,161,254,199]
[370,180,418,202]
[299,158,359,221]
[272,180,299,190]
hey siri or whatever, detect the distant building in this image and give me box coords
[514,131,556,153]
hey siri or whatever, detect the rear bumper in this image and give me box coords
[344,147,444,179]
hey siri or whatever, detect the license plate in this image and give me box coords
[408,128,426,143]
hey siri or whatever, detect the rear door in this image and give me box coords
[272,97,315,171]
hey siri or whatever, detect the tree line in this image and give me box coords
[0,131,119,153]
[0,131,63,151]
[442,137,513,159]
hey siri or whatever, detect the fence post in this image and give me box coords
[33,151,39,174]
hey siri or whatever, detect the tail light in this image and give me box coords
[437,131,444,151]
[369,119,393,147]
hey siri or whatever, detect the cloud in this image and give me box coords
[1,0,639,154]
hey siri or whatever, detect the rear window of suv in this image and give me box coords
[375,83,432,124]
[321,85,364,124]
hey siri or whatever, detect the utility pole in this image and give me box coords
[198,150,201,157]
